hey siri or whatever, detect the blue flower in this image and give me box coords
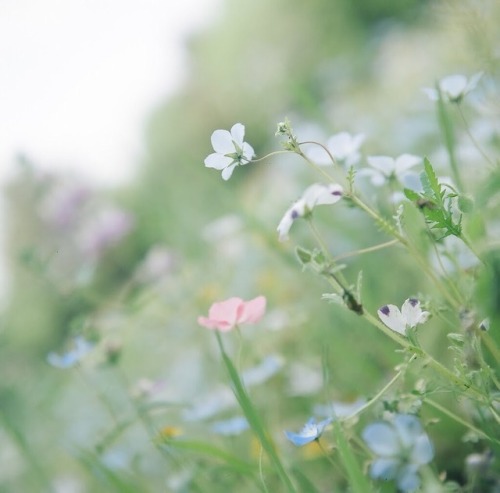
[362,414,434,492]
[210,416,249,436]
[47,337,93,369]
[284,417,332,446]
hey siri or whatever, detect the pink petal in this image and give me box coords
[197,316,233,332]
[237,296,267,325]
[208,297,242,326]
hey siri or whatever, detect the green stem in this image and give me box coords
[332,239,399,262]
[214,331,297,493]
[456,104,496,169]
[251,150,294,163]
[424,398,500,446]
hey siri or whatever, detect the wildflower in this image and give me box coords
[307,132,365,167]
[197,296,266,331]
[79,207,134,259]
[210,416,249,436]
[422,72,483,103]
[360,154,421,187]
[277,183,343,241]
[362,414,434,492]
[284,417,332,446]
[378,298,430,336]
[204,123,255,180]
[47,337,93,369]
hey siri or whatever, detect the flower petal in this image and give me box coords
[230,123,245,147]
[393,414,423,448]
[440,74,467,100]
[378,304,407,335]
[237,296,266,325]
[410,434,434,465]
[401,299,429,328]
[396,464,421,492]
[370,458,400,480]
[367,156,395,176]
[395,154,421,174]
[205,153,233,170]
[211,129,235,154]
[362,422,400,456]
[241,142,255,163]
[222,162,238,181]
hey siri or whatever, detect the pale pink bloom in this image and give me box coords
[198,296,266,331]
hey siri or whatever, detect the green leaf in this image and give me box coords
[423,157,444,204]
[296,246,312,265]
[332,420,372,493]
[403,188,420,202]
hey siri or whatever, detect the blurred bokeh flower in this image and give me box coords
[362,414,434,492]
[198,296,266,331]
[422,72,483,103]
[378,298,430,336]
[284,417,332,446]
[79,206,134,259]
[360,154,421,187]
[204,123,255,180]
[210,416,249,436]
[306,131,365,167]
[47,337,93,369]
[277,183,343,241]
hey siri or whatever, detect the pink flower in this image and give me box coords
[198,296,267,331]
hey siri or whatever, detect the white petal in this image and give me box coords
[314,184,344,206]
[327,132,351,160]
[357,168,385,186]
[221,162,238,181]
[302,184,328,209]
[400,171,422,192]
[466,72,483,93]
[422,87,438,101]
[395,154,421,174]
[205,153,233,170]
[440,74,467,99]
[362,422,400,456]
[211,129,235,154]
[306,145,332,166]
[378,304,407,335]
[401,299,429,328]
[241,142,255,162]
[230,123,245,147]
[277,200,306,241]
[367,156,395,176]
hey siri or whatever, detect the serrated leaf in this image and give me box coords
[423,158,444,204]
[404,188,420,201]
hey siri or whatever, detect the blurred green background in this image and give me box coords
[1,0,499,491]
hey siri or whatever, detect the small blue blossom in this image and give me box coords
[210,416,249,436]
[47,337,93,369]
[284,417,332,446]
[362,414,434,492]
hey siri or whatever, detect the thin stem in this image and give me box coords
[332,239,399,262]
[346,355,416,420]
[456,104,496,169]
[298,141,339,166]
[250,150,295,163]
[424,398,500,445]
[480,331,500,365]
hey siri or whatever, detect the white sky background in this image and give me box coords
[0,0,219,186]
[0,0,220,301]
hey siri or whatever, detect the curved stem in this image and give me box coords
[332,239,399,262]
[251,150,295,163]
[456,104,496,169]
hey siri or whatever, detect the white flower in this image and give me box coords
[377,298,430,336]
[422,72,483,103]
[277,183,343,241]
[362,414,434,492]
[307,132,365,166]
[204,123,255,180]
[360,154,421,187]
